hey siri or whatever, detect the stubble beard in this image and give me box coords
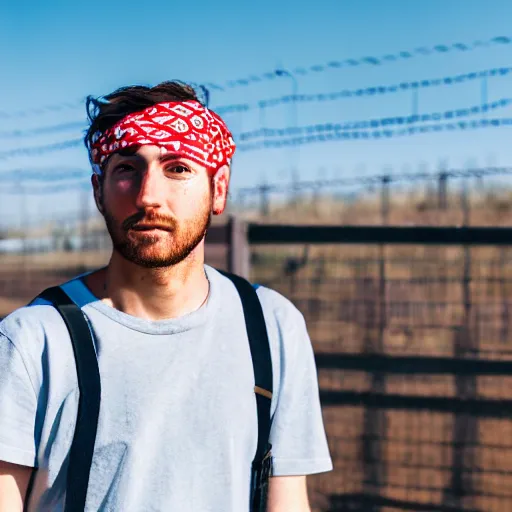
[103,200,212,269]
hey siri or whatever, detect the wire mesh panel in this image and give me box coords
[251,242,512,512]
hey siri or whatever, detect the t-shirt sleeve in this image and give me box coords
[269,308,333,476]
[0,333,38,467]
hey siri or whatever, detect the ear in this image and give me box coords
[211,165,230,216]
[91,173,104,215]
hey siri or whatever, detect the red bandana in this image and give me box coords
[90,100,236,173]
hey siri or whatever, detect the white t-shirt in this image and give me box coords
[0,265,332,511]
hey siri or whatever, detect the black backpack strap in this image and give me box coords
[218,270,273,511]
[35,286,101,511]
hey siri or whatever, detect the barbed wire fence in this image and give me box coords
[230,166,512,225]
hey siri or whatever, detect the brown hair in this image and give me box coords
[84,81,206,159]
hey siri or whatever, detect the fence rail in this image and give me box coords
[247,225,512,245]
[315,353,512,374]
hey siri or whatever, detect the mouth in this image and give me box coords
[130,224,172,232]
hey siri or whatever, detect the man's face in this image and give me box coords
[97,145,213,268]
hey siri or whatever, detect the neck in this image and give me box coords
[85,244,210,321]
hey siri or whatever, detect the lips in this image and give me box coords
[130,224,172,232]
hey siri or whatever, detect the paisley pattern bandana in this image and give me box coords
[90,100,236,174]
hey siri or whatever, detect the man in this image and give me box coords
[0,81,332,511]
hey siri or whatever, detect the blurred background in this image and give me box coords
[2,1,512,510]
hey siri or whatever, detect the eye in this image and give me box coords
[115,164,136,174]
[166,164,191,174]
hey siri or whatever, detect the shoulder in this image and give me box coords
[212,268,309,364]
[0,302,65,358]
[253,284,311,369]
[1,301,63,338]
[0,302,69,397]
[0,271,95,342]
[255,284,306,333]
[0,278,83,372]
[207,266,305,334]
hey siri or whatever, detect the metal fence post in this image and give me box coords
[443,181,478,509]
[438,171,448,210]
[227,216,250,279]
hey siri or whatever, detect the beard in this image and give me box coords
[103,199,212,269]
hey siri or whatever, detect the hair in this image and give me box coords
[84,81,207,159]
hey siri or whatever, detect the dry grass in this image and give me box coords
[0,250,111,271]
[236,188,512,227]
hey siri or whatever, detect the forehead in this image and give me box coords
[114,145,170,160]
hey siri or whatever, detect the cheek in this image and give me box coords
[102,183,135,218]
[182,177,213,200]
[171,185,212,219]
[107,178,137,200]
[176,188,211,212]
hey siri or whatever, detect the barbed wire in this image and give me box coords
[1,180,91,195]
[237,166,512,195]
[0,167,89,182]
[237,118,512,152]
[3,95,509,143]
[0,139,82,160]
[238,99,512,141]
[0,121,86,139]
[216,66,512,115]
[1,37,511,120]
[204,35,512,90]
[0,101,85,120]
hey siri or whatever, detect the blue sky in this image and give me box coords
[1,0,512,226]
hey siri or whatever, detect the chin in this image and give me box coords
[120,244,193,268]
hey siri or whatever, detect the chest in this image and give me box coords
[90,321,259,452]
[37,313,263,511]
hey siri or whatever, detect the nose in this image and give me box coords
[135,168,165,210]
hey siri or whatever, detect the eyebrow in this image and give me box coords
[115,147,139,158]
[159,152,185,163]
[113,150,184,162]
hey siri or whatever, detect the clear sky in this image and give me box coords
[1,0,512,227]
